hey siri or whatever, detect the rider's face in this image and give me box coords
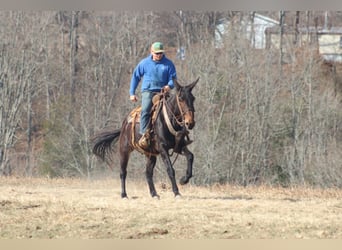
[152,51,163,61]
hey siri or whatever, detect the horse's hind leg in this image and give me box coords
[119,150,130,198]
[179,147,194,185]
[145,156,159,198]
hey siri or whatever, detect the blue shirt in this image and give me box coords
[129,54,177,96]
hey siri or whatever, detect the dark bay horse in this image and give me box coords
[92,78,199,198]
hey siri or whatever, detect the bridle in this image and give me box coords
[175,93,194,126]
[162,91,194,136]
[160,91,193,160]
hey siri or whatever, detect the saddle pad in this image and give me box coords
[127,106,141,124]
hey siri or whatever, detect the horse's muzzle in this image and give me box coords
[185,120,195,130]
[184,111,195,130]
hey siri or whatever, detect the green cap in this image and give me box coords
[151,42,165,53]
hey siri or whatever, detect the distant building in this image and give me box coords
[318,27,342,62]
[265,26,342,63]
[215,12,342,63]
[215,13,279,49]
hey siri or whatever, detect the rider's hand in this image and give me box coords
[162,85,171,92]
[130,95,137,102]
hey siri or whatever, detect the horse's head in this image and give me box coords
[174,77,199,130]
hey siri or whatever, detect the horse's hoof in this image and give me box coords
[152,194,160,200]
[175,194,182,199]
[179,176,189,185]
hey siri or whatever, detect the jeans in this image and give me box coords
[140,91,155,134]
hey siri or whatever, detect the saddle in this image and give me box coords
[127,93,191,154]
[126,94,163,155]
[127,94,162,125]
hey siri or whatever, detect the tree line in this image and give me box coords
[0,11,341,187]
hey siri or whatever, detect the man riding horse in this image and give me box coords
[129,42,176,149]
[92,41,199,198]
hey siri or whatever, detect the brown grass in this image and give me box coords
[0,176,341,239]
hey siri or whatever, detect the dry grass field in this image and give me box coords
[0,176,342,239]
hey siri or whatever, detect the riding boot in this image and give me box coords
[139,129,150,149]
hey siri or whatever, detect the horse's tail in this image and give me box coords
[91,129,121,161]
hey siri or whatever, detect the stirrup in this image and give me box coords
[138,133,150,149]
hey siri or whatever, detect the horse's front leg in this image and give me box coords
[145,155,159,198]
[179,146,194,185]
[159,146,181,197]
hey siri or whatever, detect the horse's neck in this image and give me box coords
[162,94,181,128]
[165,94,180,115]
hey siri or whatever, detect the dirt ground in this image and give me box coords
[0,176,341,239]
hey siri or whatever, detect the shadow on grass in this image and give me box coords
[186,195,253,201]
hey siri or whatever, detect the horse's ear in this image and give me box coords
[189,77,199,91]
[173,78,181,90]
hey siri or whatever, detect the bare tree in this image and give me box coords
[279,10,286,75]
[0,12,31,175]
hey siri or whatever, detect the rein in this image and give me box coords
[162,92,190,136]
[162,102,179,136]
[161,92,191,160]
